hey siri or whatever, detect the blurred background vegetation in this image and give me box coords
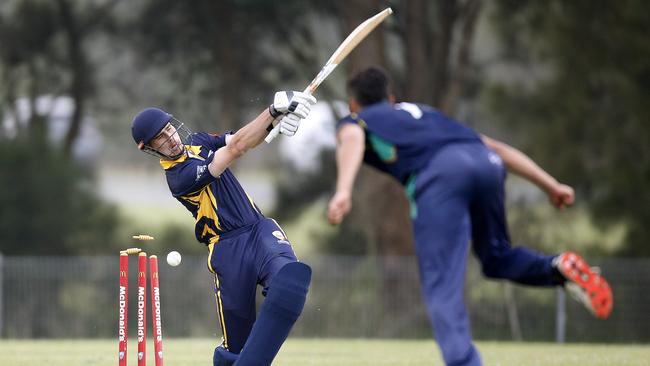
[1,0,648,258]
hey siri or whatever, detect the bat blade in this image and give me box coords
[325,7,393,67]
[266,7,393,143]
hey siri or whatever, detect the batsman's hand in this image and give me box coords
[269,91,317,137]
[269,91,317,118]
[327,190,352,225]
[278,113,302,137]
[547,182,575,210]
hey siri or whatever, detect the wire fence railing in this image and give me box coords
[0,254,647,342]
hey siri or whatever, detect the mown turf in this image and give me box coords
[0,338,648,365]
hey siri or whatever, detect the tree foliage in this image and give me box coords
[0,138,120,255]
[0,0,118,154]
[2,0,645,259]
[488,0,650,255]
[272,0,488,256]
[0,0,124,255]
[125,0,329,133]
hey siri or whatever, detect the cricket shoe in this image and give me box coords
[553,251,613,319]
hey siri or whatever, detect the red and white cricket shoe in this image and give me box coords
[553,251,613,319]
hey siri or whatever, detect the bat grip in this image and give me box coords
[265,87,314,144]
[265,123,281,143]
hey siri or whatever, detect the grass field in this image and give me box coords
[1,338,648,366]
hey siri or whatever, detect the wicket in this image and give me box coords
[119,248,164,366]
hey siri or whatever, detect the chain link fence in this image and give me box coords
[0,253,647,342]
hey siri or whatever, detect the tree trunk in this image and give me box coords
[57,0,88,158]
[338,0,387,75]
[338,0,416,336]
[441,0,482,115]
[404,0,431,103]
[334,0,485,335]
[430,0,458,107]
[339,0,414,258]
[27,62,47,145]
[209,0,244,133]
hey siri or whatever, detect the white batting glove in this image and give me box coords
[278,113,302,136]
[269,91,317,119]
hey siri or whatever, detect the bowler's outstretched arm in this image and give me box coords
[481,134,575,209]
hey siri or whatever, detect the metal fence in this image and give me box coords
[0,254,648,342]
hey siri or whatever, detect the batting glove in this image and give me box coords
[278,113,303,137]
[269,91,317,119]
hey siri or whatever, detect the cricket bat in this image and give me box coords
[265,7,393,143]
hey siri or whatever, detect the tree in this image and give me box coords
[337,0,413,259]
[0,138,120,255]
[0,0,63,144]
[488,0,650,255]
[398,0,483,115]
[334,0,485,256]
[129,0,320,133]
[271,0,487,258]
[0,0,122,255]
[0,0,119,156]
[275,0,484,335]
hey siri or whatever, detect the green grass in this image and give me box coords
[1,338,648,365]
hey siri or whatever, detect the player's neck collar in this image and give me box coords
[159,145,202,170]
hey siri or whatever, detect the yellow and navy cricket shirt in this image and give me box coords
[160,132,264,246]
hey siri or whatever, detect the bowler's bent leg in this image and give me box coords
[469,146,558,286]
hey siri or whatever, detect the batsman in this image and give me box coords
[327,67,613,366]
[131,90,316,366]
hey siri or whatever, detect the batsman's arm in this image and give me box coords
[207,109,274,178]
[481,134,575,209]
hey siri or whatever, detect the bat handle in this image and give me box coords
[265,87,314,144]
[265,123,282,143]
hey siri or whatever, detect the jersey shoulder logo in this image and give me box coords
[272,230,290,245]
[488,151,503,166]
[196,165,208,181]
[395,102,423,119]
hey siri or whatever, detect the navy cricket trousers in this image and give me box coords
[208,218,298,354]
[410,143,556,366]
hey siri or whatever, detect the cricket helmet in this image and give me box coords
[131,107,193,160]
[132,107,172,145]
